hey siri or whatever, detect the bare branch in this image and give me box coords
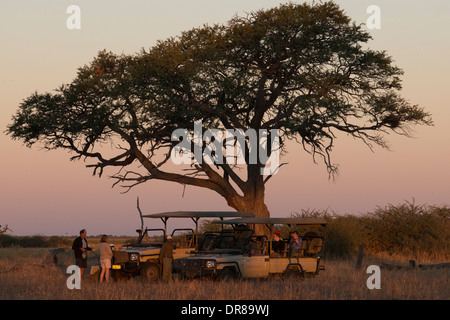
[263,162,289,184]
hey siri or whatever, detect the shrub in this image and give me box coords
[364,201,450,260]
[0,235,71,248]
[291,201,450,260]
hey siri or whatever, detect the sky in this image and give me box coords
[1,0,449,236]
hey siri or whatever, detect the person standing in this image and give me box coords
[160,235,174,282]
[72,229,93,280]
[99,234,113,283]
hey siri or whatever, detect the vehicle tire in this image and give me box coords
[140,263,160,282]
[218,268,237,281]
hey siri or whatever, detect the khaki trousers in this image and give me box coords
[162,257,173,282]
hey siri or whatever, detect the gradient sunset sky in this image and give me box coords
[1,0,449,236]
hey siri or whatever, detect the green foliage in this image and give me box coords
[6,2,431,186]
[291,202,450,260]
[325,214,369,258]
[0,235,71,248]
[364,201,450,259]
[199,219,224,233]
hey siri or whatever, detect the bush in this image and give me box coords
[364,201,450,260]
[291,201,450,260]
[290,209,368,258]
[325,214,368,258]
[0,235,71,248]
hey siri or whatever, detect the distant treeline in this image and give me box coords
[293,201,450,260]
[0,235,72,248]
[2,201,449,260]
[0,235,133,248]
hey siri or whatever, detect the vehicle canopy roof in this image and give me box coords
[214,217,327,227]
[142,211,255,234]
[142,211,255,219]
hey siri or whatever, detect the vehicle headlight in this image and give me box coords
[205,260,216,268]
[129,253,139,261]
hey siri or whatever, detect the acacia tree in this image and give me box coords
[7,3,431,234]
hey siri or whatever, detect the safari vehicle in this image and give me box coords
[110,206,254,282]
[173,217,326,280]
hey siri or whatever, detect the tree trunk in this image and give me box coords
[252,199,271,237]
[225,194,270,236]
[224,165,271,237]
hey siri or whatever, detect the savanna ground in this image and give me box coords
[0,248,448,300]
[0,202,449,300]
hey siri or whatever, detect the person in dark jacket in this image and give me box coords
[72,229,93,279]
[271,230,285,256]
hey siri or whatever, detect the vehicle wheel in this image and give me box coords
[140,263,160,282]
[284,268,305,281]
[218,268,237,281]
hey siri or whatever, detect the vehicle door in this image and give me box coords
[172,229,196,259]
[239,236,270,278]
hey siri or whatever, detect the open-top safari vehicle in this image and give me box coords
[173,217,326,280]
[110,204,254,281]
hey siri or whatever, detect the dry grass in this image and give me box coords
[0,248,448,300]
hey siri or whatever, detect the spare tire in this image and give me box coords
[284,265,305,281]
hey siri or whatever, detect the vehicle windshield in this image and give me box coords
[138,229,165,244]
[199,226,254,251]
[171,229,195,248]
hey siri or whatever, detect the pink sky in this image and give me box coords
[1,1,449,236]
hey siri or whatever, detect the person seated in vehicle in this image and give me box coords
[271,230,285,257]
[234,224,253,250]
[247,237,264,255]
[288,231,303,257]
[201,234,216,251]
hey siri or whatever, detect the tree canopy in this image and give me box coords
[7,2,432,224]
